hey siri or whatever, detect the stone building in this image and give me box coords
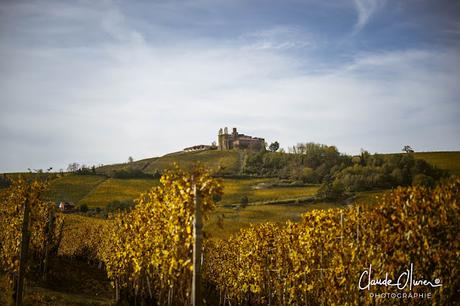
[217,127,265,151]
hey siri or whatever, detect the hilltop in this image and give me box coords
[96,149,460,177]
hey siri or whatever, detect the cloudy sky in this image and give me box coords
[1,0,459,172]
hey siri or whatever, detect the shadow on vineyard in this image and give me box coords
[24,258,112,305]
[1,168,459,305]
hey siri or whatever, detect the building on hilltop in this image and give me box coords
[218,127,265,151]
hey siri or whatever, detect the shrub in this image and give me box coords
[110,169,155,179]
[412,173,435,188]
[105,200,134,213]
[317,181,345,200]
[0,174,10,188]
[79,204,88,213]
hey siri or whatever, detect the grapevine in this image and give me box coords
[99,165,223,304]
[204,177,460,305]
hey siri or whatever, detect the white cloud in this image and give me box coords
[352,0,386,33]
[100,8,145,44]
[0,0,459,172]
[239,26,312,51]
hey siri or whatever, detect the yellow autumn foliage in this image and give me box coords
[0,177,64,290]
[204,177,460,305]
[99,165,222,304]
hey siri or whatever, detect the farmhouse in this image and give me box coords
[218,127,265,151]
[59,201,75,212]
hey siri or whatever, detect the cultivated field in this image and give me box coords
[220,178,318,205]
[97,150,240,176]
[43,175,319,208]
[205,201,341,239]
[78,178,159,207]
[414,151,460,176]
[44,175,106,203]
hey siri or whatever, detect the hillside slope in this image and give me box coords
[96,150,240,176]
[414,151,460,176]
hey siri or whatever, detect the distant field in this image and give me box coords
[44,175,107,203]
[414,151,460,176]
[220,178,318,205]
[58,202,343,241]
[96,157,157,175]
[97,150,240,175]
[78,178,159,207]
[354,189,390,206]
[205,201,342,239]
[44,175,318,208]
[143,150,241,175]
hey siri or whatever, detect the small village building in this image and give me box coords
[59,201,75,212]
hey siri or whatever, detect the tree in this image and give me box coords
[269,141,280,152]
[360,149,370,166]
[0,174,10,188]
[403,145,414,153]
[412,174,435,188]
[128,156,134,163]
[317,181,345,200]
[67,162,80,172]
[79,204,89,213]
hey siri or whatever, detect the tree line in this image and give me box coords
[243,142,445,200]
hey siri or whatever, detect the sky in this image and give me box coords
[1,0,459,172]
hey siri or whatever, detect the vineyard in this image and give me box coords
[0,169,459,305]
[204,179,460,305]
[0,178,64,305]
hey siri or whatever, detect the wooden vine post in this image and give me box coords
[43,208,55,281]
[192,179,202,306]
[15,190,31,306]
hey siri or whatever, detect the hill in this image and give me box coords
[96,150,241,176]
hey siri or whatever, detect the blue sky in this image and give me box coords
[0,0,459,172]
